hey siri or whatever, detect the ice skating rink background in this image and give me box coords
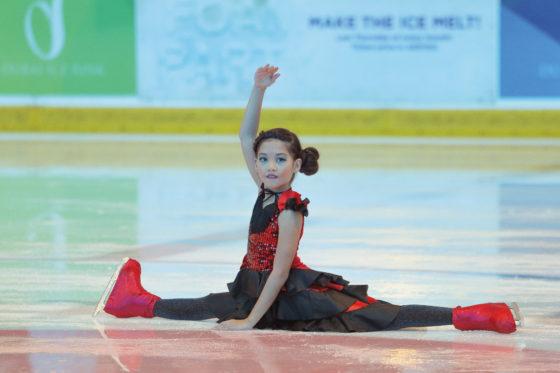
[2,0,560,371]
[0,134,559,372]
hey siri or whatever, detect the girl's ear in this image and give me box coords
[294,158,302,173]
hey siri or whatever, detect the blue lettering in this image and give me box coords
[309,18,322,27]
[400,16,425,29]
[432,15,481,29]
[362,16,393,29]
[308,16,355,29]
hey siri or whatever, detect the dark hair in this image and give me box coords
[253,128,319,176]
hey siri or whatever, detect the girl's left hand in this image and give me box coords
[217,318,254,330]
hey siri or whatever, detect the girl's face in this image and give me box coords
[255,139,301,192]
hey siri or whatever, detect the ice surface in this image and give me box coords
[0,134,559,372]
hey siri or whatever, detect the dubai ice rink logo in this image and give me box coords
[24,0,65,60]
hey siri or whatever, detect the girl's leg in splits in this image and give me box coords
[384,305,452,330]
[153,296,216,320]
[385,303,518,334]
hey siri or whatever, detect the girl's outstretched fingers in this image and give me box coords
[216,318,254,331]
[254,65,280,89]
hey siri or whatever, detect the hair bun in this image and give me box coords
[300,147,320,175]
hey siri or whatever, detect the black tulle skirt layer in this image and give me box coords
[206,268,400,332]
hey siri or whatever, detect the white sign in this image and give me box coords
[137,0,498,108]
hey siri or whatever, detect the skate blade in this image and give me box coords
[509,302,525,328]
[92,257,130,317]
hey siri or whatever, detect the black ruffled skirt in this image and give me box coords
[206,268,400,332]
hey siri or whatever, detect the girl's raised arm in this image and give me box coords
[239,65,280,187]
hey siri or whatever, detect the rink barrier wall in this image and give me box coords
[0,107,559,137]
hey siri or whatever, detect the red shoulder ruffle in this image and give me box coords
[278,190,309,217]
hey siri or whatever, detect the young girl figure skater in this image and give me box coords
[94,65,522,333]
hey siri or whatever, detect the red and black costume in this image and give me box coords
[105,185,518,334]
[205,186,401,332]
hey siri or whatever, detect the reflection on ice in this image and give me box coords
[0,136,559,371]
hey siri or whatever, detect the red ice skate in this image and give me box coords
[453,302,522,334]
[93,257,160,318]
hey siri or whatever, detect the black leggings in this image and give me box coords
[384,305,452,330]
[153,297,453,330]
[154,296,215,321]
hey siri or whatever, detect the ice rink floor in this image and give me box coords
[1,133,559,372]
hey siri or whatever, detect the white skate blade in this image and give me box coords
[92,257,130,317]
[509,302,524,328]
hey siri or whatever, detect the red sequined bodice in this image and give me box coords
[241,188,309,272]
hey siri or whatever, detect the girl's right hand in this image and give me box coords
[254,64,280,90]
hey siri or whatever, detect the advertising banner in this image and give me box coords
[0,0,135,94]
[1,0,558,108]
[137,0,497,107]
[501,0,560,97]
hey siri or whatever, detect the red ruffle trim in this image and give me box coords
[308,282,378,313]
[278,191,309,217]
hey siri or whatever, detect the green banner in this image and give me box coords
[0,0,135,94]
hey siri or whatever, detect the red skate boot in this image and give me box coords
[453,302,522,334]
[93,257,161,318]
